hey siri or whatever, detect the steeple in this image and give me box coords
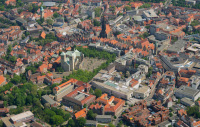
[40,6,44,18]
[100,15,107,38]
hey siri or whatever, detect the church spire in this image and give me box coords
[100,15,107,38]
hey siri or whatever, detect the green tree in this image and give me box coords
[76,117,86,127]
[26,95,33,105]
[68,119,75,127]
[9,107,23,114]
[93,19,101,26]
[28,4,33,12]
[53,12,59,18]
[124,6,131,11]
[9,56,17,63]
[147,67,153,77]
[139,3,151,9]
[94,89,102,98]
[117,120,123,127]
[51,115,64,125]
[64,113,71,121]
[169,107,173,112]
[25,31,30,36]
[83,104,87,108]
[89,88,94,94]
[36,17,44,25]
[11,74,21,84]
[110,6,116,13]
[113,31,121,36]
[169,112,173,117]
[46,19,53,26]
[17,8,23,14]
[87,110,96,120]
[0,120,3,127]
[118,13,123,16]
[94,7,101,17]
[28,4,38,13]
[7,45,12,55]
[108,123,116,127]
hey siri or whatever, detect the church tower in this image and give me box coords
[100,15,107,38]
[40,6,44,18]
[154,41,157,55]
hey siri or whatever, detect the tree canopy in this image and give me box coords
[87,110,96,120]
[77,117,86,127]
[93,19,101,26]
[94,7,102,17]
[94,89,102,98]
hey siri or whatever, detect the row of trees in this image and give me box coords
[139,3,151,9]
[75,46,116,62]
[172,0,200,9]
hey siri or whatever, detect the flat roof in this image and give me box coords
[74,93,86,101]
[11,111,33,122]
[96,115,112,119]
[181,97,195,105]
[167,40,186,53]
[187,43,200,52]
[143,9,158,18]
[92,81,132,95]
[43,2,56,7]
[176,86,199,97]
[1,117,24,127]
[86,120,97,124]
[134,85,149,93]
[42,95,56,105]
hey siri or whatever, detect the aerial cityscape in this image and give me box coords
[1,0,200,126]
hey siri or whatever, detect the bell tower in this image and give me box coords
[40,6,44,18]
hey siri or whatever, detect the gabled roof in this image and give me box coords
[75,108,86,119]
[0,75,5,85]
[40,31,46,39]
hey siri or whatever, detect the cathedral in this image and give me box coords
[61,50,84,72]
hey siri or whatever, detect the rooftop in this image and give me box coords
[42,2,56,7]
[42,95,56,105]
[10,111,33,122]
[176,86,200,98]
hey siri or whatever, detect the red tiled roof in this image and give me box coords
[0,75,5,86]
[75,108,86,119]
[40,31,46,39]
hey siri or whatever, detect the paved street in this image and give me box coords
[145,74,163,103]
